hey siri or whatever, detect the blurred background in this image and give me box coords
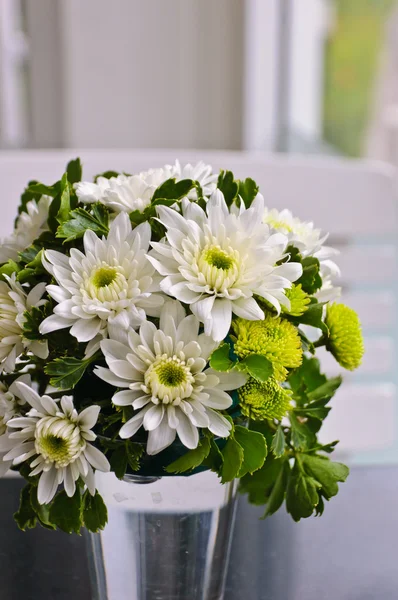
[2,0,398,160]
[1,0,398,462]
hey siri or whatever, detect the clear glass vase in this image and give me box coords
[85,470,238,600]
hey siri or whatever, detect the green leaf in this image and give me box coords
[83,491,108,533]
[56,205,109,243]
[27,181,60,198]
[294,398,331,421]
[221,436,244,483]
[152,178,194,202]
[238,178,259,208]
[239,354,273,382]
[14,485,37,530]
[289,356,327,394]
[94,170,120,182]
[209,342,236,372]
[45,356,94,389]
[307,376,342,401]
[234,426,267,477]
[217,170,238,206]
[203,437,224,474]
[301,454,349,500]
[263,459,290,518]
[289,301,328,334]
[165,436,211,474]
[126,442,144,472]
[297,257,322,294]
[66,158,82,184]
[109,444,128,479]
[56,173,71,224]
[289,412,316,450]
[271,425,286,458]
[286,460,321,521]
[0,260,20,279]
[29,487,55,530]
[49,490,82,534]
[239,455,283,505]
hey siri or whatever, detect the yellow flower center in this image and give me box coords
[91,266,118,288]
[144,355,195,404]
[35,416,85,468]
[203,246,235,271]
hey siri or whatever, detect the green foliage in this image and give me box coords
[209,342,237,372]
[56,173,72,224]
[297,257,322,294]
[49,490,82,534]
[235,426,267,477]
[238,178,259,208]
[217,170,238,206]
[66,158,82,184]
[22,303,52,341]
[108,442,144,479]
[221,436,244,483]
[165,436,211,474]
[238,354,273,383]
[45,355,97,390]
[263,460,291,518]
[14,485,38,531]
[0,260,20,279]
[94,170,120,182]
[271,425,286,458]
[220,427,267,483]
[152,178,195,202]
[56,204,109,242]
[83,491,108,533]
[286,459,321,521]
[203,437,224,473]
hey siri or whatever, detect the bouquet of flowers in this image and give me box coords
[0,158,364,533]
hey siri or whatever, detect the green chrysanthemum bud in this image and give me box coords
[325,303,364,371]
[232,313,303,381]
[238,377,292,421]
[282,284,310,317]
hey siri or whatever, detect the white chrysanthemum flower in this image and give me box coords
[75,161,216,211]
[172,160,217,198]
[75,176,114,204]
[148,192,302,341]
[0,374,30,476]
[95,301,246,455]
[263,207,339,268]
[76,174,154,214]
[40,212,163,355]
[0,382,110,504]
[0,275,48,372]
[0,196,52,264]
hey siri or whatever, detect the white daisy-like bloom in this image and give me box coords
[0,275,49,372]
[0,382,110,504]
[148,192,302,342]
[75,166,176,214]
[75,161,216,212]
[39,212,163,356]
[172,160,217,199]
[0,374,30,476]
[0,196,52,264]
[263,208,340,272]
[76,174,153,214]
[95,301,247,455]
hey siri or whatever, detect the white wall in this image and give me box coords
[56,0,244,150]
